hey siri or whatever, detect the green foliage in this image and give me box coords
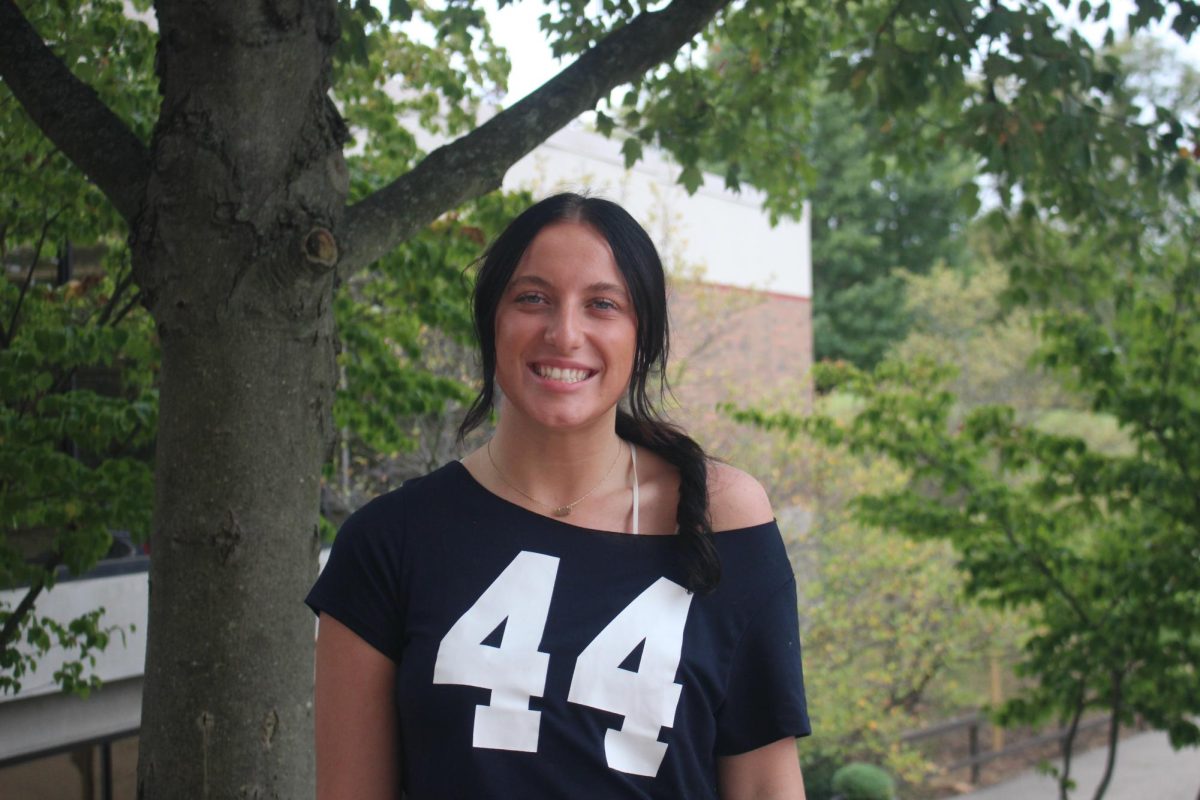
[570,6,1200,387]
[2,0,158,247]
[731,122,1200,789]
[805,92,977,369]
[334,0,509,144]
[3,607,124,697]
[825,8,1196,221]
[811,341,1195,743]
[894,252,1145,464]
[831,762,896,800]
[894,256,1076,417]
[1000,200,1200,755]
[748,179,1200,765]
[622,2,829,221]
[746,355,1194,789]
[1,0,160,695]
[0,269,157,696]
[583,1,1199,245]
[688,20,1200,371]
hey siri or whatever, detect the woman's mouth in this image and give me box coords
[532,364,596,384]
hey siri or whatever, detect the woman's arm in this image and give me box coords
[717,737,807,800]
[314,614,400,800]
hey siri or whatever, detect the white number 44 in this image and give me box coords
[432,551,694,777]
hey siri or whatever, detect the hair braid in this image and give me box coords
[617,411,720,594]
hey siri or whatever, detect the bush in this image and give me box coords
[831,762,896,800]
[799,754,841,800]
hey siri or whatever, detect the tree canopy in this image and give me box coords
[729,67,1200,797]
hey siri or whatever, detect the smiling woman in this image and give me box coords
[306,193,811,800]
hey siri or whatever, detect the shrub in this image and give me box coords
[831,762,896,800]
[799,754,841,800]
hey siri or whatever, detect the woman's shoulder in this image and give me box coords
[706,461,774,533]
[345,462,469,524]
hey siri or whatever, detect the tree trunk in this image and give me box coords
[1090,673,1124,800]
[1059,684,1086,800]
[134,2,344,797]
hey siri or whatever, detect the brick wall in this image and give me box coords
[665,279,813,454]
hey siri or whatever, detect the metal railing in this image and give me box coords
[901,711,1112,784]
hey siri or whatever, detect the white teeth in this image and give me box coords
[536,365,590,383]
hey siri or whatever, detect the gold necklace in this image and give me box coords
[486,438,624,517]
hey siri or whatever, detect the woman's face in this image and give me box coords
[493,221,638,433]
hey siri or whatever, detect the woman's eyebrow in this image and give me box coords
[510,275,551,289]
[586,281,629,298]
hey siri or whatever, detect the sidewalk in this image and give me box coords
[953,729,1199,800]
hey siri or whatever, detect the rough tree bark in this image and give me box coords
[0,0,730,796]
[130,3,345,795]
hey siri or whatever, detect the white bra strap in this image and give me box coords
[630,443,639,535]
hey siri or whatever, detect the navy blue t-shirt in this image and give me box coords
[306,461,810,799]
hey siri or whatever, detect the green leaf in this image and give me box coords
[595,111,614,138]
[677,164,704,194]
[621,137,643,169]
[389,0,413,22]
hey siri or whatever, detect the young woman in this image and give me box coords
[307,193,810,799]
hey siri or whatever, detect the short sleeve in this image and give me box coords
[714,576,811,755]
[304,497,406,663]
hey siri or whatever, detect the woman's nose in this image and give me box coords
[545,306,584,350]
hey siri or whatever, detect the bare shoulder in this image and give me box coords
[707,461,774,532]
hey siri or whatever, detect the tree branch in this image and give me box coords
[109,290,145,328]
[94,270,136,328]
[908,438,1097,627]
[999,514,1095,628]
[1,209,60,350]
[0,0,151,223]
[339,0,731,273]
[0,552,61,652]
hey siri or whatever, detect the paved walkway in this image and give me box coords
[954,729,1199,800]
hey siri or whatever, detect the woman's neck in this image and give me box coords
[488,412,625,500]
